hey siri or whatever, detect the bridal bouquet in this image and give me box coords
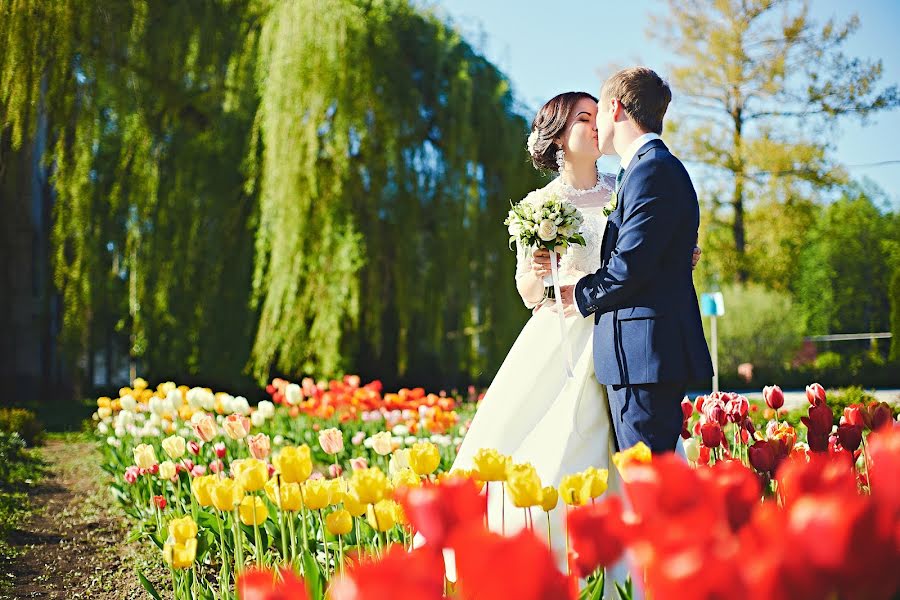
[505,189,586,252]
[504,188,585,378]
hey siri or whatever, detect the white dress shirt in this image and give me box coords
[619,132,661,171]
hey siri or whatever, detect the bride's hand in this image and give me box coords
[692,246,702,270]
[531,248,560,279]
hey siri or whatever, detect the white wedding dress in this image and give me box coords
[446,175,625,580]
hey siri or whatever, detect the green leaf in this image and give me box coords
[136,570,162,600]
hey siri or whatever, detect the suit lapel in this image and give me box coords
[617,138,665,199]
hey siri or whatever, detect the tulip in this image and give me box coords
[302,479,333,510]
[210,478,244,512]
[868,402,893,431]
[328,547,443,600]
[700,421,724,448]
[367,499,398,531]
[163,537,197,570]
[273,445,313,483]
[232,458,268,492]
[124,466,140,484]
[683,437,700,462]
[539,486,558,512]
[247,433,271,460]
[342,490,368,518]
[567,496,627,576]
[471,448,510,482]
[370,431,394,456]
[265,478,304,512]
[409,441,441,476]
[238,567,310,600]
[748,440,776,474]
[325,509,353,536]
[152,495,167,510]
[328,464,343,479]
[837,423,863,452]
[284,383,302,406]
[239,495,269,526]
[392,467,421,489]
[506,463,542,508]
[802,401,833,437]
[388,448,411,475]
[318,428,344,455]
[192,413,217,442]
[158,460,177,481]
[191,475,216,507]
[223,414,251,440]
[161,435,186,460]
[805,382,826,406]
[213,442,227,458]
[559,473,592,506]
[762,385,784,410]
[349,467,391,505]
[349,457,368,471]
[584,466,609,499]
[168,516,198,543]
[681,397,693,420]
[612,441,652,474]
[133,444,158,469]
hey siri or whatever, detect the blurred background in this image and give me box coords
[2,0,898,417]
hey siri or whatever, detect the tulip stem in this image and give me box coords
[232,507,244,574]
[546,512,552,548]
[253,509,263,566]
[216,513,230,593]
[564,505,570,576]
[170,568,178,600]
[287,511,298,567]
[501,483,506,535]
[318,509,331,575]
[861,435,872,494]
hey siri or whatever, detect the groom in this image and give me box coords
[560,67,713,453]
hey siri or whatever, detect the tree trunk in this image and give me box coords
[731,109,748,283]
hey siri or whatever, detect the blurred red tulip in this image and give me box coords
[705,459,761,532]
[396,478,485,550]
[152,495,166,510]
[329,546,444,600]
[237,567,309,600]
[841,405,866,429]
[748,440,776,474]
[837,424,863,452]
[868,402,893,431]
[700,421,724,448]
[567,496,628,576]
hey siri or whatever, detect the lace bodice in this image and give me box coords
[515,174,615,308]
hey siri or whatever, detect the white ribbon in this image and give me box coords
[548,248,575,378]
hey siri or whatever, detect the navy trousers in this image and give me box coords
[606,382,686,453]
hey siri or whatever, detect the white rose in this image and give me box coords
[507,221,523,237]
[537,219,558,241]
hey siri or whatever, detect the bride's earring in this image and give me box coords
[555,147,565,171]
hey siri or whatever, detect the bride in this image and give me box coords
[445,92,699,581]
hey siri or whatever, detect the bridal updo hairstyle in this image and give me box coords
[528,91,598,172]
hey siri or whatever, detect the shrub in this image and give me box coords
[0,408,44,447]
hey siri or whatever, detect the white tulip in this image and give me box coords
[120,394,137,411]
[285,383,302,406]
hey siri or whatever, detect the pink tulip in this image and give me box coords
[223,414,251,440]
[247,433,271,460]
[190,464,207,477]
[187,440,201,455]
[124,466,140,484]
[192,414,217,442]
[805,383,826,406]
[214,442,227,458]
[350,457,368,471]
[318,428,344,455]
[209,459,225,474]
[329,464,343,478]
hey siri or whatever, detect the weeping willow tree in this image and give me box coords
[2,0,542,391]
[1,0,264,391]
[249,0,541,385]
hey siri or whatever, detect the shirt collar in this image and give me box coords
[619,132,661,171]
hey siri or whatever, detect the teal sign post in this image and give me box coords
[700,292,725,392]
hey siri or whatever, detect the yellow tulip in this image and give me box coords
[232,458,268,492]
[325,509,353,536]
[211,477,244,512]
[168,516,198,544]
[264,478,304,512]
[612,442,652,474]
[349,467,390,505]
[133,377,148,391]
[239,495,269,526]
[133,444,158,469]
[506,463,542,508]
[302,479,332,510]
[584,467,609,499]
[367,499,397,532]
[539,486,558,512]
[326,479,345,506]
[158,461,177,481]
[97,397,112,408]
[391,467,421,489]
[191,475,216,507]
[273,445,313,483]
[409,441,441,476]
[472,448,510,482]
[163,537,197,570]
[559,473,592,506]
[161,435,186,460]
[342,490,368,517]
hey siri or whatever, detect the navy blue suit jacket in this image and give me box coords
[575,139,714,386]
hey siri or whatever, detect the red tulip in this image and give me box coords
[837,424,863,452]
[187,440,201,455]
[396,478,485,550]
[453,527,574,600]
[681,398,693,420]
[801,401,833,437]
[237,567,309,600]
[762,385,784,410]
[748,440,776,474]
[698,445,711,465]
[868,402,893,431]
[567,497,628,576]
[841,405,866,429]
[152,495,166,510]
[726,394,749,423]
[329,546,444,600]
[700,421,724,448]
[805,383,826,406]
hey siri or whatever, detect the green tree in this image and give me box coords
[890,266,900,362]
[795,185,897,336]
[654,0,899,283]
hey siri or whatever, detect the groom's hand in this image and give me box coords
[692,245,702,270]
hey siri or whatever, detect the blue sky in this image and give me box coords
[423,0,900,206]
